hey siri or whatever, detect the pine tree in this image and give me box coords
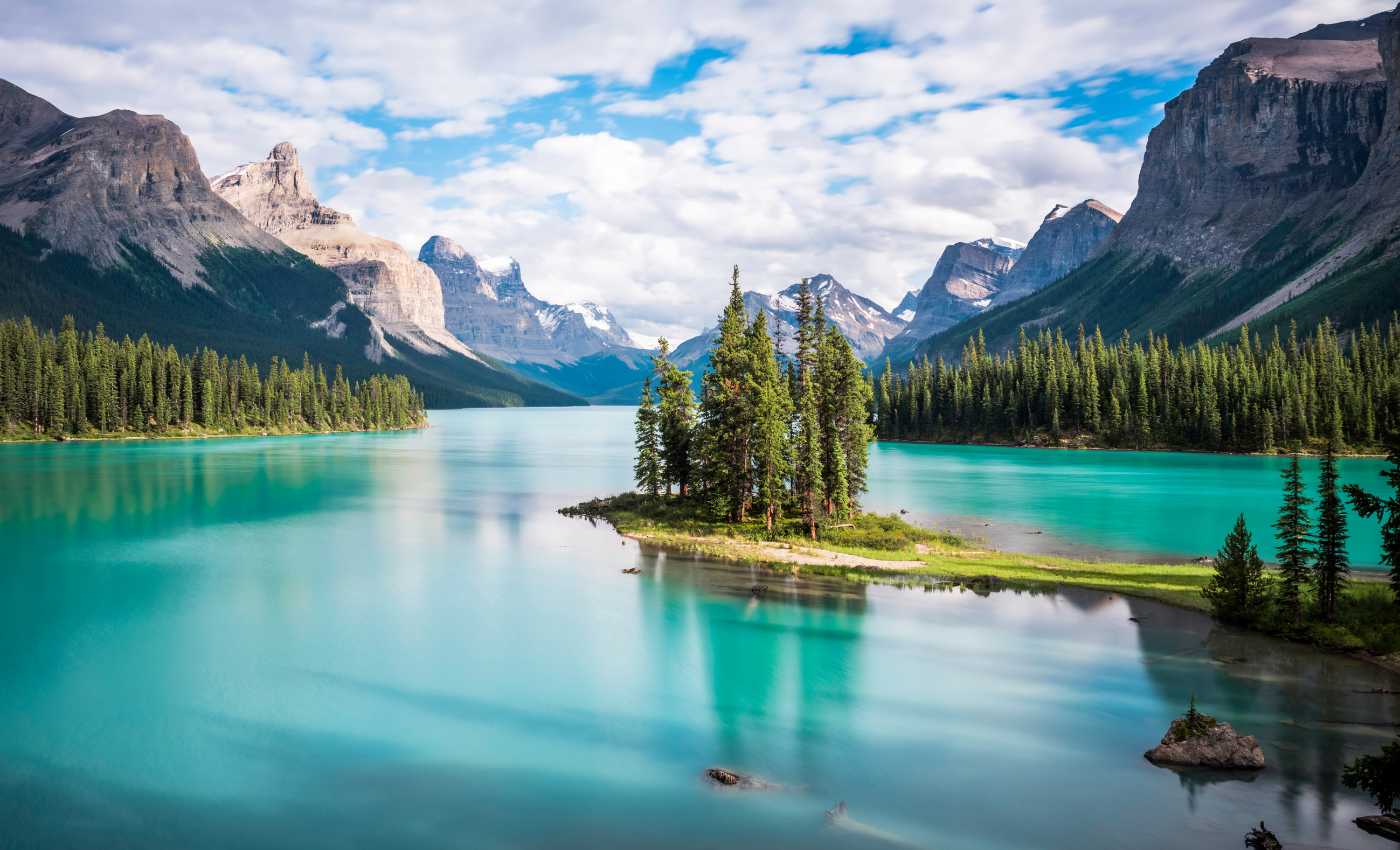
[633,378,663,497]
[792,279,824,538]
[1274,454,1314,629]
[1202,514,1270,625]
[1315,438,1350,622]
[748,312,793,532]
[696,266,756,520]
[652,337,695,497]
[1347,431,1400,601]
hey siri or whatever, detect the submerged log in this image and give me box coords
[1356,815,1400,842]
[704,767,773,789]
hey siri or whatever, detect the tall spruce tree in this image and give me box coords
[1274,454,1314,629]
[696,266,756,520]
[1315,438,1350,622]
[634,378,663,496]
[792,279,825,538]
[748,311,793,532]
[1347,431,1400,600]
[652,337,695,497]
[1202,514,1270,625]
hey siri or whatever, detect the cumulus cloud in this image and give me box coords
[3,0,1388,340]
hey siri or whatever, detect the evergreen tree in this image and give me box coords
[696,266,756,519]
[1315,438,1350,622]
[652,338,695,497]
[633,378,663,496]
[792,279,825,538]
[1347,431,1400,600]
[1202,514,1270,625]
[748,311,793,532]
[1274,454,1314,628]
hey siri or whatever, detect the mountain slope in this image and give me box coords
[914,9,1400,362]
[0,80,574,407]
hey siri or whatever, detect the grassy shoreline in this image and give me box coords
[562,493,1400,660]
[0,421,427,445]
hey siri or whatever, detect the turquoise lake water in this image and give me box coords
[1,407,1398,849]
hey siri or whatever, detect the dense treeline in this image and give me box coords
[635,269,874,537]
[0,315,426,439]
[877,318,1400,452]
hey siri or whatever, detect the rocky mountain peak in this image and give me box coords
[0,78,284,286]
[419,234,472,264]
[991,199,1121,306]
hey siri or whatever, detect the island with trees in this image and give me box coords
[0,314,427,441]
[566,270,1400,661]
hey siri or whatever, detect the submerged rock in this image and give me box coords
[1145,716,1265,770]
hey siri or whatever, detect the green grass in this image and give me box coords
[563,492,1400,656]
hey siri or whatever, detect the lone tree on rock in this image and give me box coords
[1202,515,1270,626]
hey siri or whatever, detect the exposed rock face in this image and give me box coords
[1112,32,1387,272]
[0,79,288,287]
[883,237,1022,361]
[992,200,1121,306]
[419,234,632,363]
[213,144,473,360]
[1144,717,1266,770]
[672,273,905,368]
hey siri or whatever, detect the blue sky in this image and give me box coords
[3,0,1387,342]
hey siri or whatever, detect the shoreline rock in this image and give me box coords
[704,767,773,790]
[1145,717,1265,770]
[1356,815,1400,841]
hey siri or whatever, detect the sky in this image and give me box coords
[2,0,1389,345]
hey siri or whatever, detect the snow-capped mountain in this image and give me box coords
[419,235,633,364]
[893,291,919,323]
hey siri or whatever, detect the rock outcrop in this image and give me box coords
[991,200,1121,306]
[0,79,289,287]
[418,234,632,363]
[213,144,474,361]
[1144,716,1266,770]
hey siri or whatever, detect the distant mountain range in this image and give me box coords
[899,6,1400,364]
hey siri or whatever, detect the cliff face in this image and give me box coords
[213,144,473,361]
[419,234,632,363]
[1112,34,1386,271]
[0,80,288,287]
[992,200,1121,306]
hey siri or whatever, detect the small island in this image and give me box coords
[1144,697,1265,771]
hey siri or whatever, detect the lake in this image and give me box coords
[1,407,1397,849]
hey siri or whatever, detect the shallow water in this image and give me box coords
[866,440,1387,566]
[0,407,1396,850]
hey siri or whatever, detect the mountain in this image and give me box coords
[881,237,1023,362]
[913,7,1400,362]
[674,274,905,371]
[893,291,919,323]
[212,144,477,364]
[0,81,574,407]
[990,200,1122,306]
[417,234,649,402]
[418,235,632,362]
